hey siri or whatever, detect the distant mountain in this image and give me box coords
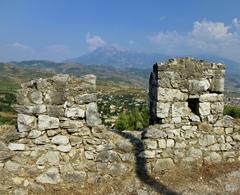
[65,46,240,77]
[5,49,240,93]
[65,46,169,69]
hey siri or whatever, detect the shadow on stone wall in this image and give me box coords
[113,130,179,195]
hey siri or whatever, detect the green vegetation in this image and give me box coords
[224,105,240,118]
[115,107,149,131]
[0,92,17,125]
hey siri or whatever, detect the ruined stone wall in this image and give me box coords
[145,58,240,171]
[0,58,240,194]
[149,57,225,125]
[0,74,137,194]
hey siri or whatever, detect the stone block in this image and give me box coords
[211,78,224,92]
[172,102,189,117]
[144,140,157,150]
[166,139,175,147]
[36,167,61,184]
[157,88,188,102]
[188,79,210,93]
[158,139,166,148]
[86,102,101,127]
[199,102,210,115]
[211,102,224,114]
[199,93,224,102]
[75,93,97,104]
[38,115,59,130]
[156,102,170,118]
[14,105,47,114]
[65,107,85,119]
[30,91,43,104]
[153,158,175,172]
[8,143,25,151]
[51,135,69,145]
[17,114,36,132]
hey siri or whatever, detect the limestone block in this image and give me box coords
[57,144,72,152]
[157,88,188,102]
[172,102,189,117]
[28,130,42,139]
[188,79,210,93]
[189,113,200,122]
[65,107,85,119]
[51,135,69,145]
[139,150,155,159]
[36,151,59,165]
[86,102,101,127]
[199,93,224,102]
[14,105,47,114]
[213,127,225,135]
[166,139,175,147]
[156,102,170,118]
[144,140,157,150]
[225,128,233,134]
[199,135,216,146]
[30,91,43,104]
[153,158,175,172]
[8,143,25,151]
[38,115,59,130]
[75,93,97,104]
[199,102,210,115]
[211,102,224,114]
[158,71,181,88]
[223,115,234,128]
[144,128,167,139]
[158,139,166,148]
[44,91,66,105]
[47,105,64,117]
[211,78,224,92]
[17,114,36,132]
[34,135,50,145]
[60,119,85,129]
[36,167,61,184]
[172,117,181,123]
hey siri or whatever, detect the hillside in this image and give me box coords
[8,58,240,94]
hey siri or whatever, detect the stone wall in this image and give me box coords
[149,57,225,125]
[0,58,240,194]
[0,74,138,194]
[145,57,240,171]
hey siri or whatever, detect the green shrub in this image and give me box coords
[224,105,240,118]
[115,107,149,131]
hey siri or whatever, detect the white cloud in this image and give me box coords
[191,20,231,39]
[7,42,33,51]
[150,19,240,62]
[86,33,106,51]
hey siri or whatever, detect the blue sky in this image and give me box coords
[0,0,240,62]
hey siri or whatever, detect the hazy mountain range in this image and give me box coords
[5,46,240,93]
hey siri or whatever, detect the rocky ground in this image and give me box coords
[28,162,240,195]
